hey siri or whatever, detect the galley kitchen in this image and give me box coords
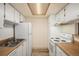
[0,3,79,56]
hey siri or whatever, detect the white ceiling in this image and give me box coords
[11,3,67,18]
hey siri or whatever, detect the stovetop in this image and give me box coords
[50,37,72,43]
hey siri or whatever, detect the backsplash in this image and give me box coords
[0,27,13,40]
[60,24,76,34]
[49,26,62,38]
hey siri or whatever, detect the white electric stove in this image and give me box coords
[48,33,73,56]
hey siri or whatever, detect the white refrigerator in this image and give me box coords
[15,22,32,56]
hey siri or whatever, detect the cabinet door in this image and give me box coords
[17,44,23,56]
[48,15,56,26]
[20,15,25,23]
[0,3,4,28]
[65,4,79,22]
[56,9,64,24]
[55,14,59,21]
[56,46,62,56]
[59,9,64,22]
[56,46,67,56]
[14,10,20,23]
[8,49,17,56]
[22,41,27,56]
[5,4,14,22]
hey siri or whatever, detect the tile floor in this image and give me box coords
[32,49,49,56]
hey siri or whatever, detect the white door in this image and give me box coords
[0,3,4,28]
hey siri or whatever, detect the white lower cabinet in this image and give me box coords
[8,41,27,56]
[8,49,17,56]
[22,41,27,56]
[56,46,67,56]
[17,44,23,56]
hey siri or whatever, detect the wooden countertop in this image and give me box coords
[0,47,15,56]
[57,41,79,56]
[0,39,25,56]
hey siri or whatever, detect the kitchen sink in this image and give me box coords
[0,39,24,47]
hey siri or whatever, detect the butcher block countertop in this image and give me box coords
[0,39,25,56]
[56,35,79,56]
[57,41,79,56]
[0,47,16,56]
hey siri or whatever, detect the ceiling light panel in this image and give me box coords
[28,3,50,15]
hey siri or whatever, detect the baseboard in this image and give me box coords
[32,48,49,52]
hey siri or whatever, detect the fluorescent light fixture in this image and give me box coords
[36,3,41,14]
[28,3,50,15]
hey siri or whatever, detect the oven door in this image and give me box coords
[49,40,56,56]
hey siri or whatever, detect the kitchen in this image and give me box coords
[0,3,79,56]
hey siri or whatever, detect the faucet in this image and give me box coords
[72,34,75,43]
[13,24,16,42]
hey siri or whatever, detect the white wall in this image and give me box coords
[48,15,62,38]
[0,27,13,40]
[26,17,48,49]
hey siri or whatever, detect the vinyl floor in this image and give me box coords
[32,49,49,56]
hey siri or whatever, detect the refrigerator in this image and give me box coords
[15,22,32,56]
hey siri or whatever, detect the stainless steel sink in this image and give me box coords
[0,39,24,47]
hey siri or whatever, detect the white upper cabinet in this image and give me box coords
[59,9,64,22]
[5,4,15,23]
[65,3,79,22]
[56,9,64,24]
[48,15,56,26]
[20,15,25,23]
[55,3,79,24]
[0,3,4,28]
[14,9,20,24]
